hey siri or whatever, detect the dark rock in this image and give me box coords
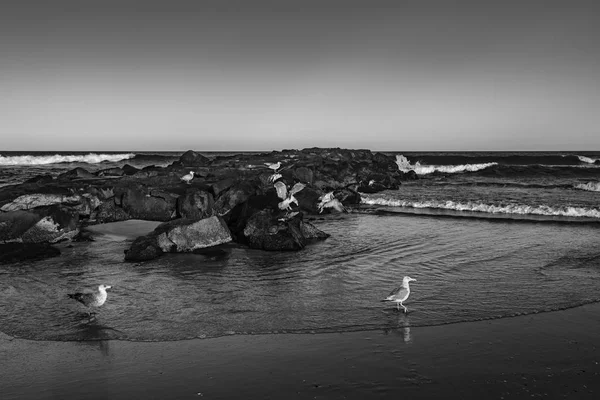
[179,150,211,167]
[214,180,263,216]
[97,167,124,177]
[119,184,178,221]
[403,170,419,180]
[242,209,328,251]
[293,186,322,214]
[211,178,237,197]
[0,211,42,242]
[0,242,61,264]
[21,205,80,243]
[124,235,164,262]
[95,199,131,223]
[177,188,214,219]
[122,164,140,175]
[225,193,280,241]
[57,167,96,180]
[23,175,54,184]
[293,167,314,185]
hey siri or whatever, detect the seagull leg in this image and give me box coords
[396,302,400,311]
[401,303,408,313]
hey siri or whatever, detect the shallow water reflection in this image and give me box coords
[1,214,600,341]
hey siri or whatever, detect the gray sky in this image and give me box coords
[1,0,599,151]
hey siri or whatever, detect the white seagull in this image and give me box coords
[180,171,195,184]
[68,284,112,312]
[274,181,305,211]
[317,191,347,213]
[382,276,416,312]
[265,161,281,172]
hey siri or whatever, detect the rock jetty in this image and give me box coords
[0,148,416,263]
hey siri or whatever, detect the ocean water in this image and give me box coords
[1,150,600,342]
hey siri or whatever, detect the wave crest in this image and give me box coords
[362,195,600,219]
[574,181,600,192]
[0,153,135,166]
[395,155,497,175]
[577,155,599,164]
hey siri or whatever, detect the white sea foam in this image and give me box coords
[577,155,598,164]
[362,196,600,219]
[395,155,497,175]
[0,153,135,166]
[574,181,600,192]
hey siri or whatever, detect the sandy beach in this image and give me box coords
[2,302,600,400]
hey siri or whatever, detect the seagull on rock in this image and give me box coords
[180,171,195,184]
[317,191,347,213]
[265,161,281,172]
[382,276,416,312]
[274,181,305,211]
[68,284,112,313]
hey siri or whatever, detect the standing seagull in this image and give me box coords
[265,161,281,172]
[68,284,112,313]
[382,276,416,312]
[180,171,195,184]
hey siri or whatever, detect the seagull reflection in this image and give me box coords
[383,314,412,343]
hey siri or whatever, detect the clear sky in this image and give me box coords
[1,0,599,151]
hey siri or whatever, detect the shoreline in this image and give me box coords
[3,303,600,399]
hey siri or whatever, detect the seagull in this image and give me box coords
[180,171,195,184]
[382,276,416,313]
[274,181,305,211]
[68,284,112,313]
[265,161,281,172]
[317,191,347,213]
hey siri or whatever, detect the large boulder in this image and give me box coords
[293,186,322,214]
[0,206,79,243]
[95,199,131,223]
[179,150,211,167]
[177,188,214,219]
[0,193,82,212]
[224,193,280,241]
[213,180,263,216]
[0,210,42,241]
[124,216,232,261]
[119,185,178,221]
[57,167,96,181]
[21,206,80,243]
[123,235,164,262]
[242,209,329,251]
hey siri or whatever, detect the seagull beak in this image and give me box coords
[106,285,112,289]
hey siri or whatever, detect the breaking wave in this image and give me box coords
[578,155,599,164]
[362,195,600,220]
[0,153,135,166]
[574,181,600,192]
[395,155,497,175]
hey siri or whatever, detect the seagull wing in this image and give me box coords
[289,182,306,195]
[319,191,335,202]
[274,181,288,199]
[326,199,347,212]
[68,291,95,306]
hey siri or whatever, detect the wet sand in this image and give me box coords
[2,303,600,400]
